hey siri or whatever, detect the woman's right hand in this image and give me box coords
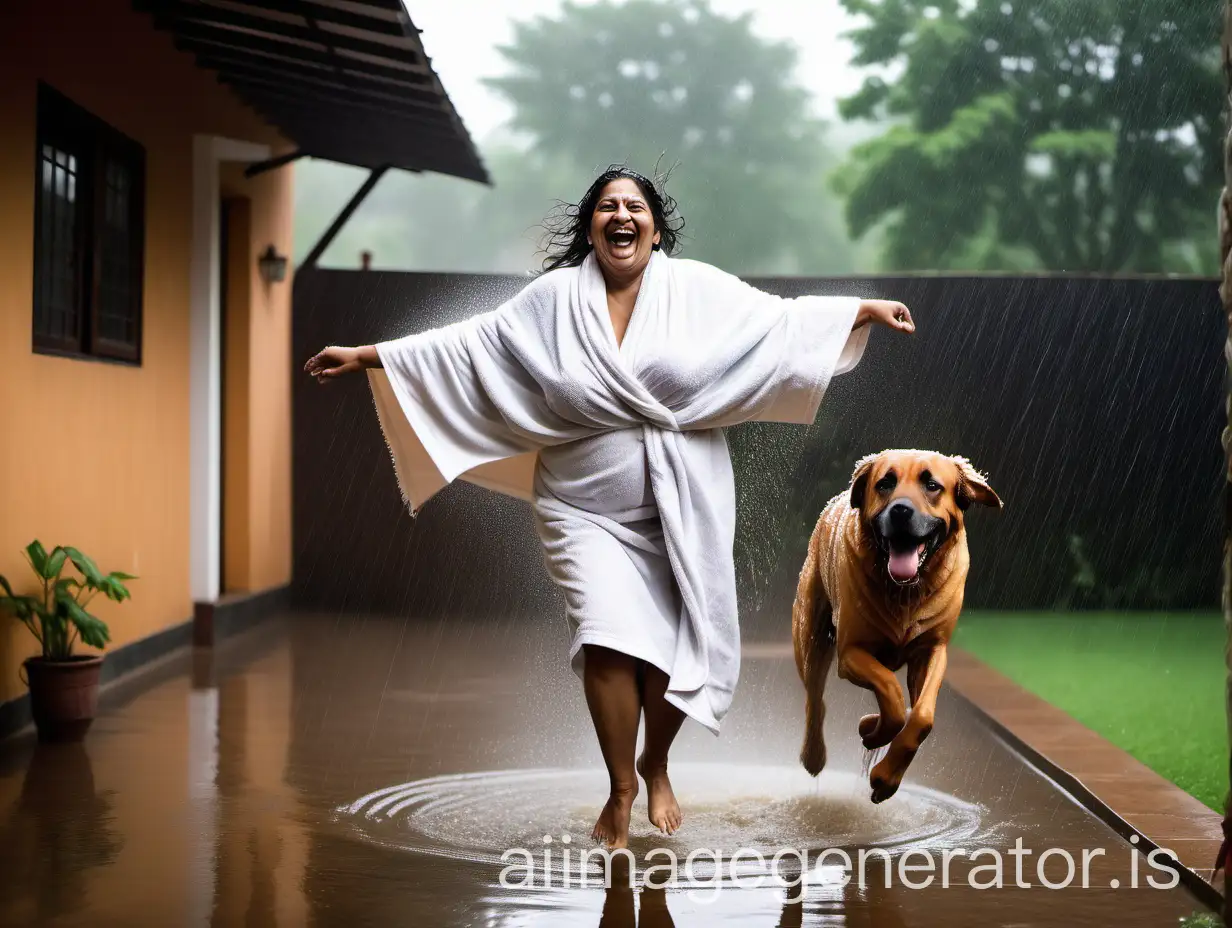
[304,345,369,383]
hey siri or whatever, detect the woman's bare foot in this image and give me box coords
[591,784,638,848]
[636,754,682,836]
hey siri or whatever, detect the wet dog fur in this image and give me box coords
[791,449,1002,802]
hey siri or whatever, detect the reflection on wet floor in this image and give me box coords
[336,764,986,874]
[0,612,1218,926]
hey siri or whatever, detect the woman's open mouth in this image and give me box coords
[606,226,637,252]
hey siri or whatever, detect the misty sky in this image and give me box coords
[408,0,872,143]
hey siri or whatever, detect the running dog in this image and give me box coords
[791,449,1002,802]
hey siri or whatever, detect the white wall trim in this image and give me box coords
[189,136,271,604]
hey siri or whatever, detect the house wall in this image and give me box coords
[0,0,295,706]
[221,163,295,596]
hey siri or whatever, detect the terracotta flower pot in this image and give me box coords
[23,654,104,743]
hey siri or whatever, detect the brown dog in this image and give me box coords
[791,449,1002,803]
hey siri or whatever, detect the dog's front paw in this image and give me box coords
[859,713,903,750]
[869,761,903,804]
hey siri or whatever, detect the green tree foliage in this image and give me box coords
[486,0,857,273]
[295,0,864,275]
[835,0,1223,273]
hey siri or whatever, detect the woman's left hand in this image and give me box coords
[855,299,915,334]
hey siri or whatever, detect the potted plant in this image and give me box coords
[0,541,135,742]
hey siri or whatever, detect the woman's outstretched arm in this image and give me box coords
[303,345,383,383]
[855,299,915,334]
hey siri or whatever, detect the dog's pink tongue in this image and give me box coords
[889,544,925,582]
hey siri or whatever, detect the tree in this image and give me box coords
[485,0,857,274]
[835,0,1223,274]
[295,0,873,275]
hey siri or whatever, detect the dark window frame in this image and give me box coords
[33,83,145,365]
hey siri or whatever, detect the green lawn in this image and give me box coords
[953,611,1227,813]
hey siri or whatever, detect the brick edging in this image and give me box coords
[945,647,1223,911]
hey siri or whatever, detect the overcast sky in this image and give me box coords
[408,1,873,143]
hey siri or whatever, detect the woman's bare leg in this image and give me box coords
[582,644,642,848]
[636,665,685,835]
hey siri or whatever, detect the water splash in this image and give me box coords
[334,763,988,880]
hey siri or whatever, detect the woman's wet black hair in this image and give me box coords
[539,164,685,273]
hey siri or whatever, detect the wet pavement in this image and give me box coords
[0,612,1217,926]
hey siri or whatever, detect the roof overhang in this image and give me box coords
[136,0,489,184]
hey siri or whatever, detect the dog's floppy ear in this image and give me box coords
[849,453,879,510]
[953,457,1002,511]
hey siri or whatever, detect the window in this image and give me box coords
[33,84,145,363]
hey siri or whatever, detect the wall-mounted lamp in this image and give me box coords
[258,244,288,284]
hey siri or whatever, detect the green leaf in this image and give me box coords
[837,76,891,121]
[1029,130,1117,162]
[63,547,104,587]
[100,575,132,602]
[919,94,1017,165]
[56,589,110,650]
[44,547,68,581]
[0,574,40,621]
[0,593,39,622]
[71,614,109,650]
[25,541,48,577]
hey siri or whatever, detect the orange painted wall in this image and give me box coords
[0,0,295,705]
[222,197,255,594]
[243,167,295,594]
[221,164,295,595]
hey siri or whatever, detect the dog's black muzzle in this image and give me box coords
[872,498,947,556]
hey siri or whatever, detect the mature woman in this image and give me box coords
[304,167,914,849]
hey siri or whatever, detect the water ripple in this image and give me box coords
[335,764,990,879]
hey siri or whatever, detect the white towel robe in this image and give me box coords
[369,252,868,734]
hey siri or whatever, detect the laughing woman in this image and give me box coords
[304,167,915,848]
